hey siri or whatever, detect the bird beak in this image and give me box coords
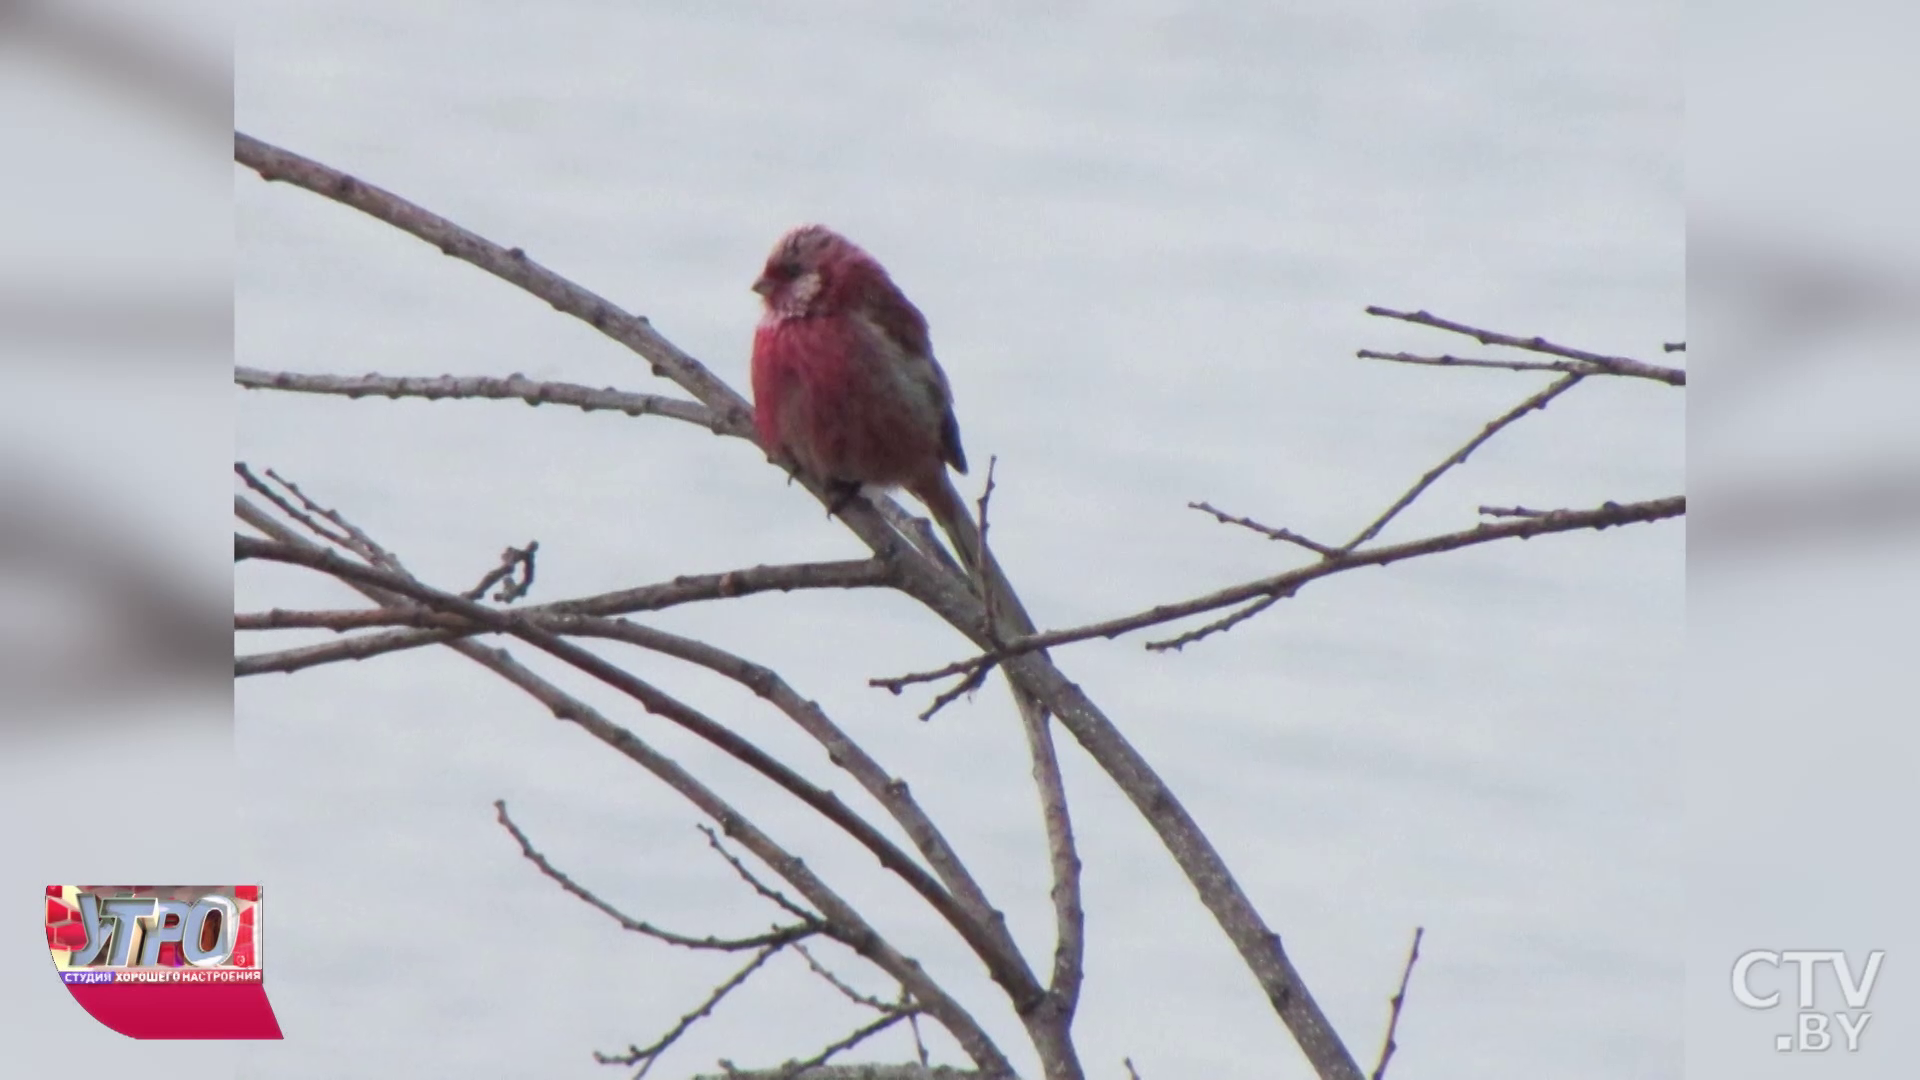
[751,275,774,298]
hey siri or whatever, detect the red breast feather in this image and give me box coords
[751,242,966,489]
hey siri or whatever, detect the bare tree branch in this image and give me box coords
[1363,306,1686,386]
[234,367,722,431]
[565,617,1030,978]
[1342,373,1585,551]
[496,800,816,951]
[1358,349,1623,379]
[876,496,1685,692]
[240,547,1031,991]
[1189,501,1339,557]
[235,532,1043,1012]
[882,489,1666,1080]
[236,607,457,631]
[973,459,1086,1023]
[593,943,787,1075]
[234,133,752,423]
[234,553,895,675]
[1477,505,1552,518]
[234,463,358,552]
[699,825,833,925]
[967,630,1361,1079]
[1370,927,1425,1080]
[794,943,900,1013]
[1145,593,1284,652]
[234,494,1014,1075]
[769,1010,921,1079]
[911,662,998,722]
[464,541,538,602]
[945,464,1087,1075]
[262,465,406,569]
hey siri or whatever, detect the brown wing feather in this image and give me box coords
[935,380,968,474]
[853,266,969,476]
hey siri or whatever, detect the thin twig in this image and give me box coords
[1357,349,1617,379]
[793,943,897,1012]
[1370,926,1425,1080]
[264,466,405,569]
[912,660,997,721]
[908,1007,932,1069]
[593,944,786,1075]
[1022,654,1086,1024]
[1477,505,1551,519]
[698,825,830,925]
[464,541,538,602]
[1145,593,1284,652]
[1341,373,1584,551]
[234,463,357,552]
[1189,501,1338,557]
[875,496,1685,693]
[234,557,895,674]
[975,457,1002,636]
[495,800,816,951]
[1365,306,1686,386]
[770,1010,919,1080]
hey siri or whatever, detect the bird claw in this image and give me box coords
[825,479,864,517]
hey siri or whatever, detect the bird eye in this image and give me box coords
[769,260,801,281]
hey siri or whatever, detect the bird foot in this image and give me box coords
[824,479,865,517]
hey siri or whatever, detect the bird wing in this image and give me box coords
[932,364,968,475]
[855,283,969,475]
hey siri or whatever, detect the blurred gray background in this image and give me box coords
[227,3,1682,1078]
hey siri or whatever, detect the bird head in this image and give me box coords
[753,224,864,319]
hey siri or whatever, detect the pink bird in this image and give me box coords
[749,224,984,570]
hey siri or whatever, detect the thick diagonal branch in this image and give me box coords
[234,497,1013,1075]
[237,530,1045,1014]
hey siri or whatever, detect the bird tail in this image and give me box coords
[913,474,1054,739]
[914,472,1036,640]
